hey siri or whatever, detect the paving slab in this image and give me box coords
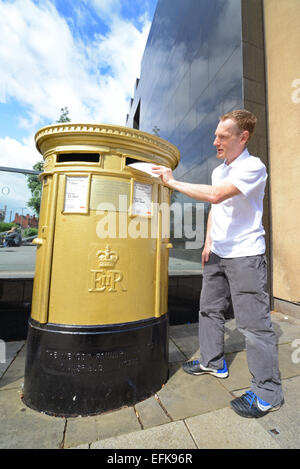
[90,420,197,449]
[171,314,300,362]
[135,395,171,429]
[224,321,246,353]
[185,407,281,449]
[169,338,187,362]
[0,342,26,390]
[277,343,300,380]
[169,323,199,359]
[170,319,247,359]
[0,341,24,378]
[231,376,300,449]
[156,364,232,421]
[271,311,300,343]
[0,387,65,449]
[64,406,140,449]
[1,314,300,450]
[221,350,252,392]
[221,342,300,393]
[254,375,300,449]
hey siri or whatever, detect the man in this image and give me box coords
[152,110,284,418]
[4,226,22,247]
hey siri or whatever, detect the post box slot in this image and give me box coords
[126,157,158,178]
[57,153,100,163]
[125,157,145,166]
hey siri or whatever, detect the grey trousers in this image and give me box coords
[199,252,284,406]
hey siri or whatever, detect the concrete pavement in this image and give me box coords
[1,311,300,450]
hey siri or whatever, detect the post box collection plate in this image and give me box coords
[90,178,130,212]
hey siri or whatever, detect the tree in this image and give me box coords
[26,161,43,216]
[56,107,71,123]
[26,107,72,216]
[152,125,160,136]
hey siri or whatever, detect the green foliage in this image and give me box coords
[0,222,17,233]
[56,107,71,123]
[23,227,38,237]
[26,108,71,216]
[26,161,43,216]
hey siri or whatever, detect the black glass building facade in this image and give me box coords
[127,0,269,322]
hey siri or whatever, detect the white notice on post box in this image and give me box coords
[132,182,152,216]
[64,176,88,213]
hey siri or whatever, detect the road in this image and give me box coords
[0,245,36,278]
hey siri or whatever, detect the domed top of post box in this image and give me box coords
[35,123,180,170]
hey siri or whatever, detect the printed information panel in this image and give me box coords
[64,176,89,213]
[132,182,153,216]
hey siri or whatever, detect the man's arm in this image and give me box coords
[151,166,240,204]
[202,209,212,268]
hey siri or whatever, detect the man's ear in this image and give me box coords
[241,130,250,145]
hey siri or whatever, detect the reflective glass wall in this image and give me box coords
[127,0,243,273]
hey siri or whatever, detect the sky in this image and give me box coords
[0,0,157,169]
[0,0,157,220]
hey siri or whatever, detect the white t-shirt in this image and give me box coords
[210,148,267,258]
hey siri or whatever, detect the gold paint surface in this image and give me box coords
[31,124,179,325]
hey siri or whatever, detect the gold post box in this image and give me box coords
[23,123,180,417]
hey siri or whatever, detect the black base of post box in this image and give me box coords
[23,315,169,417]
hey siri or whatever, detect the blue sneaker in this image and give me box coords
[182,359,228,379]
[230,391,283,418]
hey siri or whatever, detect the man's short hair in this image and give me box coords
[220,109,257,143]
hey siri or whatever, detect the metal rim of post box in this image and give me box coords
[34,123,180,170]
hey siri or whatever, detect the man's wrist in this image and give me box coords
[164,178,177,189]
[204,241,212,250]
